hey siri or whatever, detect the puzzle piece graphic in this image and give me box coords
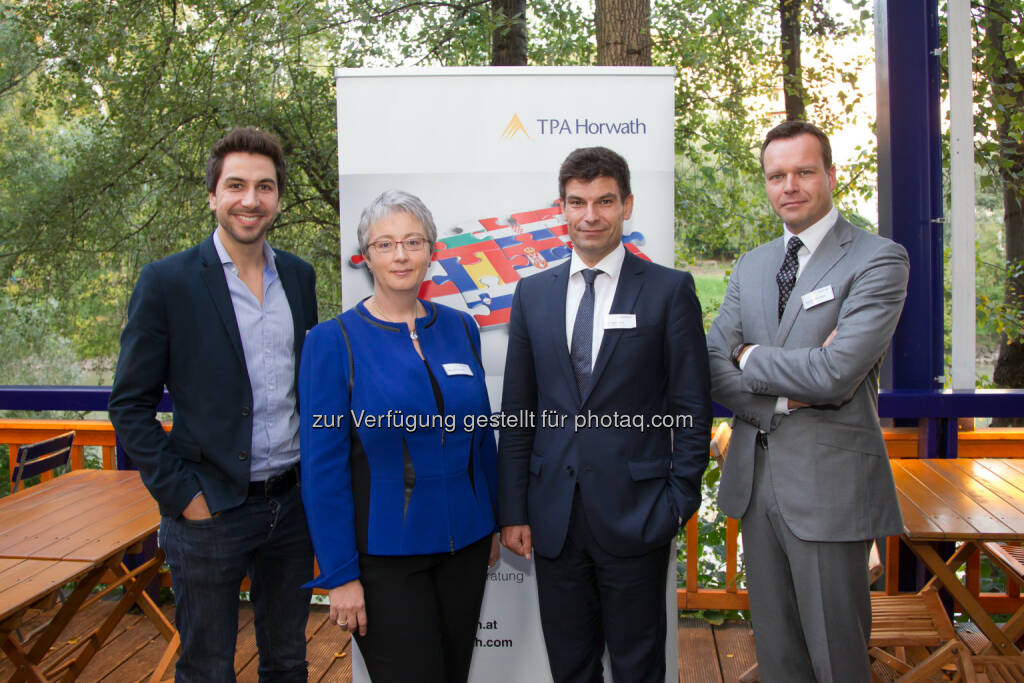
[625,242,651,261]
[535,205,563,220]
[473,307,512,326]
[350,204,650,328]
[462,281,517,310]
[509,210,541,225]
[621,231,645,246]
[477,217,512,232]
[426,256,477,295]
[499,232,573,266]
[461,249,520,289]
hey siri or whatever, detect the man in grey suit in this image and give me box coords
[707,121,908,682]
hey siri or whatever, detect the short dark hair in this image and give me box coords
[558,147,631,200]
[760,121,832,172]
[205,126,287,195]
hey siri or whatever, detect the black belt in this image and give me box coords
[756,433,768,450]
[248,463,300,498]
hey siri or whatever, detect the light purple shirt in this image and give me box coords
[213,231,299,481]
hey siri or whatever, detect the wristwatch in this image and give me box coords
[730,343,747,370]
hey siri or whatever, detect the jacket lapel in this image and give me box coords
[548,264,578,401]
[276,250,306,360]
[774,218,851,345]
[761,237,784,339]
[584,251,644,404]
[199,236,247,369]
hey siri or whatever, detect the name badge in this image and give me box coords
[801,285,835,310]
[443,363,474,377]
[604,314,637,329]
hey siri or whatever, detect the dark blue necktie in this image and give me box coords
[776,237,804,320]
[571,269,600,397]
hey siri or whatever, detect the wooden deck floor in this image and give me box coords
[1,600,754,682]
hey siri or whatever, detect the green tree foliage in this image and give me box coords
[1,0,588,371]
[654,1,873,264]
[0,0,878,374]
[971,0,1024,394]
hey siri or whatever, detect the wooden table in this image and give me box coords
[0,470,175,681]
[891,457,1024,656]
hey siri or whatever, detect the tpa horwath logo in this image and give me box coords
[501,114,531,140]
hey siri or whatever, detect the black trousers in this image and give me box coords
[534,491,670,683]
[355,534,491,683]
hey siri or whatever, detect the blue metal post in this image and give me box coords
[875,0,946,594]
[876,0,944,399]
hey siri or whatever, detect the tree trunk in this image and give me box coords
[984,1,1024,424]
[491,0,527,66]
[595,0,650,66]
[780,0,806,120]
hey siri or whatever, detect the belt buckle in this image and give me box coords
[265,471,284,498]
[264,465,296,498]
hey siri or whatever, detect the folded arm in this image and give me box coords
[742,241,909,405]
[706,253,782,432]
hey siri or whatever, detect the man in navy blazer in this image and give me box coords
[109,127,318,682]
[499,147,712,683]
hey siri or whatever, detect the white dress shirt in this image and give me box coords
[565,244,626,369]
[783,206,839,279]
[212,230,299,481]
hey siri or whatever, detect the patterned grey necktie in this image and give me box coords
[776,236,804,321]
[570,269,601,397]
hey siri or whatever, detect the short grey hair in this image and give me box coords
[356,190,438,255]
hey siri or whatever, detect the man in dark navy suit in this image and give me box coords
[110,127,318,682]
[499,147,711,683]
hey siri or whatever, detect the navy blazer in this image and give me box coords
[109,235,318,518]
[498,250,712,558]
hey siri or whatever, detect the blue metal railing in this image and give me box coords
[2,385,1023,463]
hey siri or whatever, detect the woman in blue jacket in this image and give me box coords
[299,190,499,683]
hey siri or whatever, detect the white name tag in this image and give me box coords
[604,314,637,329]
[443,363,473,377]
[801,285,835,310]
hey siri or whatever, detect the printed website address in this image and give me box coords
[474,637,514,648]
[310,409,694,433]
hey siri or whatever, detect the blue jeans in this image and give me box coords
[160,486,313,682]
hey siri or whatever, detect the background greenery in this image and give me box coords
[2,0,1022,615]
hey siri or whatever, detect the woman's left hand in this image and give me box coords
[488,533,501,568]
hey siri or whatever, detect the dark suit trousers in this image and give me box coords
[354,534,491,683]
[534,490,670,683]
[741,441,872,683]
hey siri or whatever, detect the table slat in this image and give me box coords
[911,460,1018,537]
[891,461,980,539]
[0,558,93,623]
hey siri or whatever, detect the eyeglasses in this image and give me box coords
[367,237,429,254]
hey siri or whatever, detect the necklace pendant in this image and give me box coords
[410,330,419,341]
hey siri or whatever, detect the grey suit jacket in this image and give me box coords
[707,216,908,542]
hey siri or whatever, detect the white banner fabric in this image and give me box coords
[335,66,678,683]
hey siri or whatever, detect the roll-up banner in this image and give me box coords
[336,66,677,683]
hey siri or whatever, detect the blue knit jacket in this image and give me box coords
[299,300,497,589]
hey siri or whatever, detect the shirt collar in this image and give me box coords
[212,229,278,276]
[569,243,625,279]
[783,206,838,256]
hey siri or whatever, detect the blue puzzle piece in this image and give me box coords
[430,257,479,294]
